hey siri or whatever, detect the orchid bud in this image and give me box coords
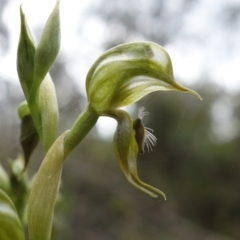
[17,6,35,100]
[38,74,59,152]
[18,100,30,119]
[30,1,60,100]
[17,3,60,152]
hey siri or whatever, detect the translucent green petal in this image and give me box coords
[115,75,201,107]
[127,130,166,199]
[112,109,166,199]
[86,42,201,112]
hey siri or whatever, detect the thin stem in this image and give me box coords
[64,104,99,159]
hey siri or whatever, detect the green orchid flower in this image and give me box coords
[64,41,201,199]
[17,4,201,238]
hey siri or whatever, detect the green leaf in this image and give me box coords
[28,130,69,240]
[86,42,201,113]
[8,156,29,224]
[0,189,25,240]
[30,1,60,99]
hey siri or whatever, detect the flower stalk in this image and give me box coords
[64,104,99,158]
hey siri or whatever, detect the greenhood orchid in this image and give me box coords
[12,4,202,239]
[64,41,201,199]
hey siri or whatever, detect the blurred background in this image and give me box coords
[1,0,240,239]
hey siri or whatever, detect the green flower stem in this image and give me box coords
[64,104,99,158]
[28,95,42,140]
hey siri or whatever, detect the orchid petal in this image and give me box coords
[86,42,201,112]
[111,109,166,199]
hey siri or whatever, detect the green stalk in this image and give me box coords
[64,104,99,158]
[28,93,43,141]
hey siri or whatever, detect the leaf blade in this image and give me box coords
[27,130,69,240]
[0,189,25,240]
